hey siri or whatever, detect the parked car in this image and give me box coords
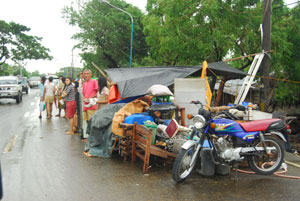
[0,76,23,103]
[29,76,40,88]
[19,77,29,94]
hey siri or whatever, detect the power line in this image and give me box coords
[273,1,300,10]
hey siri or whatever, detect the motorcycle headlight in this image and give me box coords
[193,115,206,129]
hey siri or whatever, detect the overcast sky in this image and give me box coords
[0,0,296,74]
[0,0,147,74]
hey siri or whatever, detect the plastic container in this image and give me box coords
[163,119,172,126]
[143,121,158,144]
[242,101,249,109]
[151,101,173,105]
[124,113,154,125]
[152,96,171,103]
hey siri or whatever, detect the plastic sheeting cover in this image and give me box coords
[105,63,246,98]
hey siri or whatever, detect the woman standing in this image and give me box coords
[96,77,109,110]
[60,77,67,118]
[63,77,76,134]
[39,76,46,119]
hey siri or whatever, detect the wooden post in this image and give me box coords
[214,77,227,107]
[261,0,272,111]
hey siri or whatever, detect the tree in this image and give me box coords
[62,0,149,69]
[0,63,30,77]
[143,0,300,107]
[30,70,41,77]
[143,0,264,66]
[272,3,300,105]
[0,20,53,66]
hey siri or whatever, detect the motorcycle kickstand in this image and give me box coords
[231,163,239,181]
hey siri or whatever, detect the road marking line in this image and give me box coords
[3,135,18,153]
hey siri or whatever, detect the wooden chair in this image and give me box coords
[131,123,177,174]
[111,123,134,160]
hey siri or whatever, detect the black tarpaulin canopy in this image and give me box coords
[104,61,246,98]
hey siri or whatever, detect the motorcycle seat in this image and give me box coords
[238,118,281,132]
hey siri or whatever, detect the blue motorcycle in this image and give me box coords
[172,101,287,183]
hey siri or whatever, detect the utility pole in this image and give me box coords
[71,49,74,79]
[261,0,272,111]
[19,64,22,76]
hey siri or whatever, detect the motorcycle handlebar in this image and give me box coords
[190,100,201,104]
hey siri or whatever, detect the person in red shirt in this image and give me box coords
[82,69,98,123]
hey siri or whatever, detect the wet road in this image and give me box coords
[1,89,300,201]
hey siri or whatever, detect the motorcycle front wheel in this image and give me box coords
[172,145,198,183]
[248,136,284,175]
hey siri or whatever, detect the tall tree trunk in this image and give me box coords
[261,0,272,111]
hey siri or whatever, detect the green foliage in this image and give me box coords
[273,4,300,104]
[274,82,300,105]
[0,64,14,76]
[0,20,53,65]
[62,0,149,69]
[143,0,300,104]
[62,0,300,105]
[143,0,263,66]
[30,70,41,77]
[0,63,30,77]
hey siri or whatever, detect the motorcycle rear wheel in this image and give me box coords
[248,136,284,175]
[172,145,198,183]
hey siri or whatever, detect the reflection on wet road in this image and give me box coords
[0,89,300,201]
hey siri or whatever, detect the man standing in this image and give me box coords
[43,77,57,119]
[55,75,65,117]
[82,69,98,123]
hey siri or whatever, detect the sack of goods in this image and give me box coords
[147,84,173,96]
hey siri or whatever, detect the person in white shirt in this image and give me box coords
[96,76,109,110]
[43,77,57,119]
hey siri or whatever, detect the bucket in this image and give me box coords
[143,122,158,144]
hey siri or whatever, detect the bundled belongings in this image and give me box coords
[112,100,149,137]
[210,104,246,120]
[84,103,126,157]
[147,84,173,96]
[146,84,178,124]
[153,119,191,154]
[124,112,154,125]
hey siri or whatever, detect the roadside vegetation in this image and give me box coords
[62,0,300,107]
[0,0,299,106]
